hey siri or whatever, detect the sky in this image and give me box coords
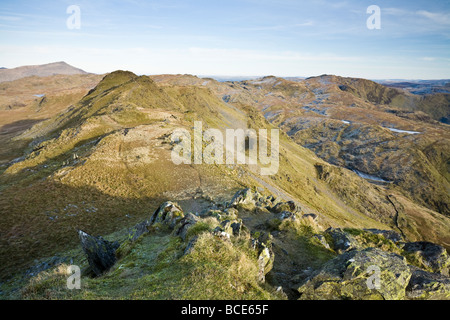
[0,0,449,79]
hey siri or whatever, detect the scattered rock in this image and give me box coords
[312,234,331,250]
[406,266,450,300]
[257,244,274,283]
[297,248,412,300]
[279,211,296,221]
[150,201,185,229]
[324,228,359,253]
[364,228,402,243]
[128,219,152,241]
[78,230,120,276]
[401,241,450,275]
[174,213,200,241]
[212,227,231,241]
[229,188,261,208]
[270,201,300,214]
[25,256,68,278]
[183,236,199,255]
[302,213,319,224]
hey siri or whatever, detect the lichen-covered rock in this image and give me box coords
[297,248,412,300]
[174,213,200,241]
[78,230,120,276]
[312,234,331,250]
[270,201,300,214]
[219,219,243,236]
[406,266,450,300]
[324,228,360,253]
[183,236,199,255]
[150,201,185,229]
[302,213,318,222]
[229,188,262,209]
[128,219,152,241]
[257,243,274,283]
[401,242,450,275]
[223,207,239,220]
[212,227,231,241]
[364,228,402,243]
[279,211,296,221]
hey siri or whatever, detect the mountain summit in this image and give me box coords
[0,61,88,83]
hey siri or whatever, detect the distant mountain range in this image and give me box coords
[0,61,87,83]
[375,79,450,95]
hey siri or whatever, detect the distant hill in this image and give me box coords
[0,61,88,83]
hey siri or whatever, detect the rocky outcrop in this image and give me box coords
[324,228,360,253]
[78,230,120,276]
[229,188,263,209]
[174,213,200,241]
[150,201,185,229]
[364,228,402,243]
[71,189,449,300]
[270,201,301,214]
[406,266,450,300]
[297,248,412,300]
[401,242,450,275]
[257,243,274,283]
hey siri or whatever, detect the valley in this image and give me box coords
[0,67,449,300]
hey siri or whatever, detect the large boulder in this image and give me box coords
[364,229,402,243]
[324,228,360,253]
[229,188,261,209]
[297,248,412,300]
[406,266,450,300]
[150,201,185,229]
[174,213,200,241]
[128,219,152,241]
[270,201,301,214]
[257,243,274,283]
[218,219,243,237]
[78,230,120,276]
[402,241,450,275]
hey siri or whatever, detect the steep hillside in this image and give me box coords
[204,75,449,216]
[0,73,104,166]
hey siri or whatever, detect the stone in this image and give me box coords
[312,234,331,250]
[401,241,450,275]
[364,228,402,243]
[128,219,151,241]
[302,213,318,222]
[78,230,120,276]
[279,211,296,221]
[270,201,300,214]
[150,201,185,229]
[406,266,450,300]
[229,188,260,208]
[324,228,360,253]
[230,221,242,236]
[212,227,231,241]
[174,213,200,241]
[257,243,274,283]
[184,236,199,255]
[297,248,412,300]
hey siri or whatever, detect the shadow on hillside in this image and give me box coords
[0,151,219,281]
[0,119,47,136]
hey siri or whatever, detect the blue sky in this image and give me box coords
[0,0,449,79]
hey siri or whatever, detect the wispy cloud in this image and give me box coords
[416,10,450,25]
[187,47,359,62]
[243,20,314,31]
[0,15,21,21]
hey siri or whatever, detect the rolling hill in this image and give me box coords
[0,69,449,300]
